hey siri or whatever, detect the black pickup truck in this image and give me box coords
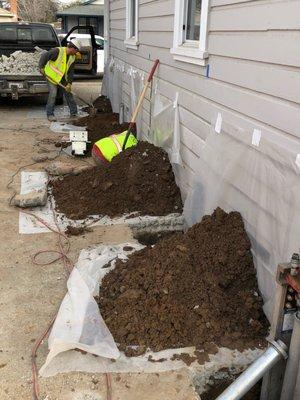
[0,22,60,100]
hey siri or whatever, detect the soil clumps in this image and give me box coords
[98,208,268,354]
[51,141,182,220]
[74,96,129,154]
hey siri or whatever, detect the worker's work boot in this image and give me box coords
[47,115,57,122]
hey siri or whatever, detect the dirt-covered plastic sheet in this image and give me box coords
[19,172,184,234]
[40,243,263,382]
[184,121,300,320]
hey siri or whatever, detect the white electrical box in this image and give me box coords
[69,130,89,156]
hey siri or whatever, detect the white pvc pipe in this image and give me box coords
[215,341,288,400]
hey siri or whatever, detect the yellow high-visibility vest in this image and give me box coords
[44,47,75,85]
[93,131,138,163]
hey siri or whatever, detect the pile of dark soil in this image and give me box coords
[134,230,181,246]
[82,95,112,114]
[75,96,129,154]
[74,112,129,153]
[65,225,92,236]
[51,141,182,220]
[98,208,268,354]
[93,95,113,113]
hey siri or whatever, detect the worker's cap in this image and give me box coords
[67,38,82,52]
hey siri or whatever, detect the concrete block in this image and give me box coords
[72,165,93,175]
[45,161,74,176]
[32,152,59,163]
[12,189,47,208]
[32,154,49,163]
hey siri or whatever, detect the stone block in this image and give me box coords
[12,189,47,208]
[45,161,74,176]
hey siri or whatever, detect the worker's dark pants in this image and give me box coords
[46,82,78,117]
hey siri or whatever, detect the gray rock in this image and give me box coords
[72,165,93,175]
[32,154,48,163]
[0,49,42,75]
[12,189,47,208]
[45,161,74,176]
[46,152,59,161]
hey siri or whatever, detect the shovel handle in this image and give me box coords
[131,59,160,123]
[148,59,159,82]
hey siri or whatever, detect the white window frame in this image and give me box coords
[171,0,209,65]
[125,0,139,50]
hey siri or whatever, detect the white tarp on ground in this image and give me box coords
[19,171,184,235]
[27,105,88,120]
[40,243,263,396]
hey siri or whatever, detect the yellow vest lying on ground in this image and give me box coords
[44,47,75,85]
[92,131,138,163]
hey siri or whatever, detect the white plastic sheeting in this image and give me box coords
[102,57,145,137]
[19,172,184,234]
[128,67,144,139]
[149,90,182,165]
[40,243,264,383]
[40,244,140,376]
[184,120,300,320]
[102,58,124,114]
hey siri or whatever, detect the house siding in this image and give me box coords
[108,0,300,187]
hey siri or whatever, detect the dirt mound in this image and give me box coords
[51,141,182,220]
[82,96,112,115]
[93,96,113,113]
[75,97,129,154]
[98,208,268,354]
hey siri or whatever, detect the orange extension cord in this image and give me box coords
[7,149,112,400]
[20,208,112,400]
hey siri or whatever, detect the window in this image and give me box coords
[171,0,209,65]
[95,37,104,49]
[18,28,32,41]
[78,17,99,34]
[125,0,138,49]
[32,27,57,46]
[0,26,17,42]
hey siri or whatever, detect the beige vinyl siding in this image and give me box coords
[108,0,300,187]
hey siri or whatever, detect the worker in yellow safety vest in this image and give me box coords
[92,131,138,164]
[39,39,82,122]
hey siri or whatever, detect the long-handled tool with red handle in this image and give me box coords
[122,59,159,150]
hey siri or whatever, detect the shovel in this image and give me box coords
[122,59,159,150]
[42,71,97,116]
[57,81,97,116]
